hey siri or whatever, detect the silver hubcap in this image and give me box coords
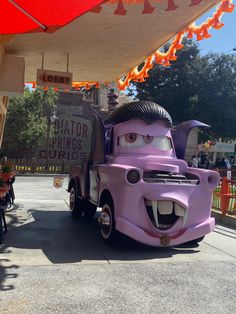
[98,205,112,239]
[70,190,75,211]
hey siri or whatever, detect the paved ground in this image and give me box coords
[0,176,236,313]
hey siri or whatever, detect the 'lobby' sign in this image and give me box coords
[36,69,73,89]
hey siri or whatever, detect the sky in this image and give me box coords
[196,7,236,54]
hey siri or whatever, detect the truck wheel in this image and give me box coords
[0,213,4,245]
[98,201,119,244]
[83,201,97,219]
[69,187,83,218]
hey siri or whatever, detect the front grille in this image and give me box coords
[143,171,199,185]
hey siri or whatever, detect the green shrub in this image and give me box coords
[1,164,12,173]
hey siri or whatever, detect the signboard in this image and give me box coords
[38,115,92,163]
[37,92,96,164]
[36,69,73,89]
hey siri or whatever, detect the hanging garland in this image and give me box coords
[118,0,235,90]
[108,0,159,3]
[91,0,209,15]
[27,81,101,91]
[27,0,234,91]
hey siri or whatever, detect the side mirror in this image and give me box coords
[105,126,113,155]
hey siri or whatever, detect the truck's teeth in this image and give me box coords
[182,210,188,227]
[157,201,173,215]
[174,203,185,217]
[174,203,187,227]
[151,200,159,227]
[145,199,187,229]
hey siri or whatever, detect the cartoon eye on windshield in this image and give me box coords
[119,133,172,150]
[143,135,153,144]
[125,133,137,143]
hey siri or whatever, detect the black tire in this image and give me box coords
[69,186,83,218]
[83,201,97,219]
[98,200,120,244]
[0,205,7,245]
[0,213,4,245]
[187,236,205,245]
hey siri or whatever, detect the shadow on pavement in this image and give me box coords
[1,204,21,291]
[1,202,201,264]
[0,252,19,291]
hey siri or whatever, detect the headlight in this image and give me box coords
[127,170,141,184]
[207,174,219,186]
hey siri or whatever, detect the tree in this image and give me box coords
[192,53,236,140]
[130,39,236,141]
[1,88,58,158]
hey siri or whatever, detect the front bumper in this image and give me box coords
[116,216,215,247]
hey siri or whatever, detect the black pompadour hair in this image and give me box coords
[106,101,172,127]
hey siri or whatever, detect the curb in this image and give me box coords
[211,210,236,230]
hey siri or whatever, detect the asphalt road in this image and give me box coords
[1,176,236,314]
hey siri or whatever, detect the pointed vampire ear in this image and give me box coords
[171,120,209,159]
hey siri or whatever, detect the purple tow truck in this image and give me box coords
[68,101,220,247]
